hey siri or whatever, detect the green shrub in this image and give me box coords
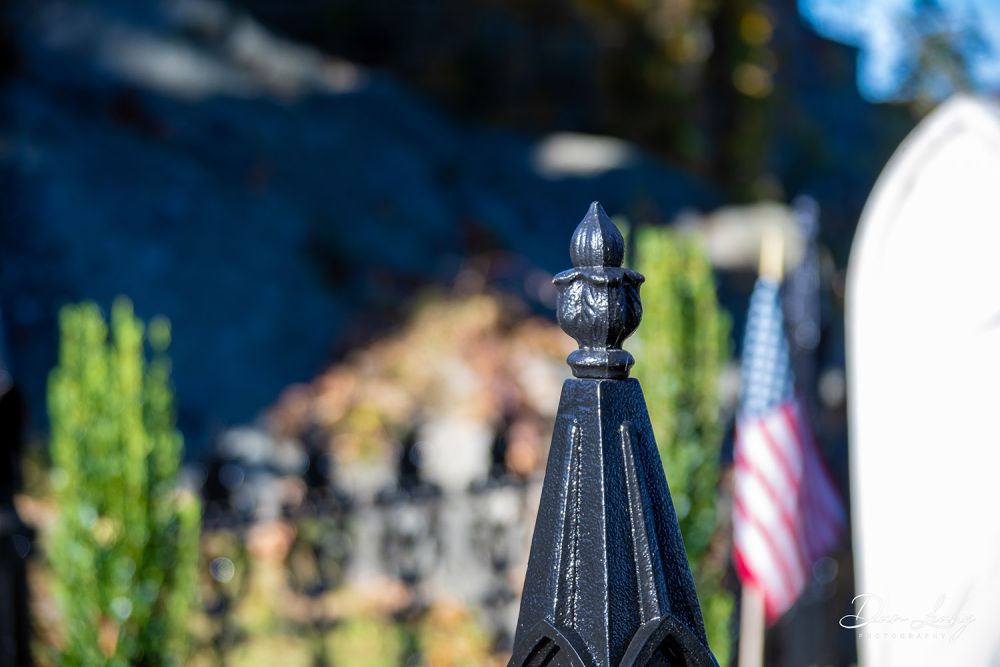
[631,226,734,665]
[47,298,199,666]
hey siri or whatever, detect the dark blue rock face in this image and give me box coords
[0,0,716,451]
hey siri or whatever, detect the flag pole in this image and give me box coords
[758,224,785,283]
[738,586,766,667]
[738,225,784,667]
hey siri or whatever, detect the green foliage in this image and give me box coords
[328,615,403,667]
[631,226,734,664]
[47,298,200,667]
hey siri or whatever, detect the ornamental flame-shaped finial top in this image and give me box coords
[569,202,625,268]
[554,202,644,379]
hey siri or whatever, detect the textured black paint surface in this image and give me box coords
[510,204,717,667]
[554,202,644,380]
[510,380,717,667]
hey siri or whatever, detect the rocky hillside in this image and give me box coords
[0,0,716,451]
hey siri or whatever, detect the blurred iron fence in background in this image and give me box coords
[197,418,537,667]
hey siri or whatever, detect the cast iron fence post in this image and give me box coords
[0,380,32,667]
[509,203,718,667]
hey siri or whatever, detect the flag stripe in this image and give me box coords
[778,404,844,550]
[733,549,781,623]
[758,413,803,486]
[737,423,799,502]
[733,452,811,573]
[781,404,844,523]
[734,499,794,612]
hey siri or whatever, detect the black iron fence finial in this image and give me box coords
[510,203,718,667]
[554,201,645,380]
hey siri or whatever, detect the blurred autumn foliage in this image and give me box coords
[268,292,572,474]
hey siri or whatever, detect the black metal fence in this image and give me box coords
[196,418,537,666]
[0,382,32,667]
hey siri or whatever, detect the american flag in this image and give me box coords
[733,278,845,623]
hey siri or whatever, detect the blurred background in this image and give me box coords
[0,0,997,665]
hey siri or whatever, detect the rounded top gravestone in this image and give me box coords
[848,95,1000,667]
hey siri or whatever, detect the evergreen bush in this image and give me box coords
[631,226,735,665]
[47,299,199,666]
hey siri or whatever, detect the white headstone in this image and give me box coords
[848,95,1000,666]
